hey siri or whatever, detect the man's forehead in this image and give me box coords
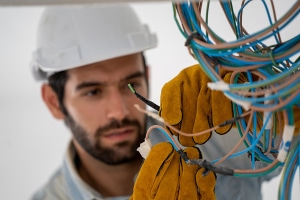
[69,53,144,73]
[68,69,143,86]
[67,54,144,82]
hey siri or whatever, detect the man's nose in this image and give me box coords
[106,90,130,120]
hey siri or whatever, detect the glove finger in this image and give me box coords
[177,83,199,146]
[193,70,212,144]
[160,75,184,133]
[160,83,181,136]
[196,168,217,200]
[132,142,179,199]
[178,147,202,200]
[211,72,233,134]
[160,65,202,146]
[211,90,233,134]
[177,65,207,146]
[154,146,180,199]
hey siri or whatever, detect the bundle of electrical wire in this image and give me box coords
[171,1,299,199]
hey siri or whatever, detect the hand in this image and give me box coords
[130,142,216,199]
[159,64,234,146]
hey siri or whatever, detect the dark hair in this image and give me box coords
[48,70,69,115]
[48,53,148,115]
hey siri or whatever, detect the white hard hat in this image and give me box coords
[31,4,157,80]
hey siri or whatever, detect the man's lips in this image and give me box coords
[102,127,135,141]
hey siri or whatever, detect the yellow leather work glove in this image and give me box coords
[178,146,216,199]
[130,142,216,199]
[159,64,233,147]
[293,105,300,135]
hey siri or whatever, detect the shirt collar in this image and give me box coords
[63,142,102,200]
[62,142,131,200]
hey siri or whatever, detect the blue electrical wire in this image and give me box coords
[279,141,299,200]
[173,0,299,195]
[211,110,274,164]
[151,127,180,151]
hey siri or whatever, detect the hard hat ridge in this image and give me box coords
[31,4,157,81]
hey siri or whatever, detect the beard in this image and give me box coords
[65,114,145,165]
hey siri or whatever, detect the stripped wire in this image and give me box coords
[128,84,160,111]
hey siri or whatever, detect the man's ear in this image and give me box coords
[41,84,65,120]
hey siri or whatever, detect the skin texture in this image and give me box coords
[41,53,149,197]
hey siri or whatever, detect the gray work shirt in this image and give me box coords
[30,116,165,200]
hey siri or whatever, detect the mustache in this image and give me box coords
[95,118,140,137]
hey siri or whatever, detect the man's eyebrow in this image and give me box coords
[122,71,144,81]
[76,81,103,91]
[75,71,145,91]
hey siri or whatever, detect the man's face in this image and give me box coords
[63,53,148,165]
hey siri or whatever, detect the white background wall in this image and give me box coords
[0,1,299,199]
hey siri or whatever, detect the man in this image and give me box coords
[30,4,164,200]
[30,3,281,200]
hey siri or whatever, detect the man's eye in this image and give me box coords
[84,89,102,96]
[128,82,140,89]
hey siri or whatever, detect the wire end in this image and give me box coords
[128,84,136,94]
